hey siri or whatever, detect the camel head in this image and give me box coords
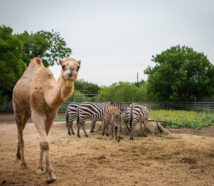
[59,57,81,81]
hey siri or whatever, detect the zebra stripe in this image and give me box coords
[77,102,110,137]
[66,102,79,135]
[123,103,149,140]
[77,102,126,137]
[102,105,120,136]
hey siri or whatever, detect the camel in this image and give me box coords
[12,57,80,183]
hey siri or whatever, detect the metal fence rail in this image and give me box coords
[0,101,213,114]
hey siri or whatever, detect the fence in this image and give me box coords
[1,101,213,114]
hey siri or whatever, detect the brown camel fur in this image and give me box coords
[12,57,80,183]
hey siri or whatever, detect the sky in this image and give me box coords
[0,0,214,86]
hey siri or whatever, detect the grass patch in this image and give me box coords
[150,110,214,129]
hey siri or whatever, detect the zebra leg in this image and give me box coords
[105,123,109,136]
[114,126,117,141]
[67,119,71,135]
[82,121,88,137]
[71,121,75,135]
[102,121,106,136]
[90,120,96,133]
[111,124,114,139]
[130,122,134,140]
[124,121,131,133]
[140,121,143,137]
[77,121,81,138]
[118,124,122,142]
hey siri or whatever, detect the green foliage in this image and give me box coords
[0,25,72,102]
[145,45,214,102]
[0,25,26,102]
[99,81,147,102]
[75,79,100,97]
[150,110,214,129]
[16,30,71,66]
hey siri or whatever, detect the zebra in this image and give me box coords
[65,102,79,135]
[76,102,109,137]
[102,106,123,142]
[122,103,149,140]
[65,102,100,136]
[76,102,127,137]
[102,105,121,136]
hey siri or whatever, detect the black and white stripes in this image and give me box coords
[65,102,149,140]
[76,102,110,137]
[122,103,149,140]
[65,102,79,135]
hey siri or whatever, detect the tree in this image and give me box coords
[16,30,71,66]
[0,25,72,103]
[145,45,214,102]
[99,82,147,102]
[0,26,26,103]
[75,79,100,97]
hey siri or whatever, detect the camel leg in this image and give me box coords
[17,128,28,168]
[31,111,56,183]
[15,111,30,168]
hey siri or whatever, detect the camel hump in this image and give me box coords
[32,57,42,64]
[28,57,44,68]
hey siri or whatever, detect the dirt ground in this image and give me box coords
[0,115,214,186]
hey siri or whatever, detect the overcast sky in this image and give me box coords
[0,0,214,86]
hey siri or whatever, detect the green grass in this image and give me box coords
[55,110,214,129]
[150,110,214,129]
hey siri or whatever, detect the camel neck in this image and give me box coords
[46,76,74,108]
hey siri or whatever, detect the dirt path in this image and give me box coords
[0,122,214,186]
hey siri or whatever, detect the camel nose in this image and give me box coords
[68,70,73,77]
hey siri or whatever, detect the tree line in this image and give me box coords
[0,25,213,104]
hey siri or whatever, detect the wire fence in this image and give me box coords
[1,101,213,114]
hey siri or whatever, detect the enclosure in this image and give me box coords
[0,113,214,186]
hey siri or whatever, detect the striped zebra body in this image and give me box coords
[123,103,149,140]
[65,102,79,135]
[77,102,110,137]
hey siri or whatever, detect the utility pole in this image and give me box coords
[137,72,139,83]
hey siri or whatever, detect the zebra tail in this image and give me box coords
[77,106,80,127]
[65,110,69,129]
[129,104,133,127]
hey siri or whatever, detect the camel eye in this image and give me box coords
[62,64,66,70]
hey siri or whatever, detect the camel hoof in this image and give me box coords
[47,172,57,184]
[21,162,28,169]
[16,154,21,160]
[47,178,56,184]
[36,169,46,174]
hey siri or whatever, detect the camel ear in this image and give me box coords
[59,59,64,66]
[77,60,81,65]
